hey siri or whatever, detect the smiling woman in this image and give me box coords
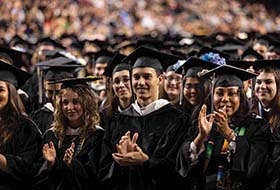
[176,64,271,190]
[0,59,42,190]
[34,76,105,190]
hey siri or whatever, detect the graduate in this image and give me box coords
[31,57,84,134]
[90,49,114,108]
[252,59,280,190]
[176,64,270,190]
[97,46,191,190]
[100,53,132,130]
[174,57,220,118]
[0,59,42,189]
[161,61,183,105]
[33,76,105,190]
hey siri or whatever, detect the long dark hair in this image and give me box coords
[251,66,280,129]
[192,84,250,123]
[0,82,28,146]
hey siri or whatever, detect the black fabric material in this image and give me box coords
[98,103,191,190]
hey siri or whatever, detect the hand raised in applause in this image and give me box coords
[63,142,75,167]
[42,141,56,168]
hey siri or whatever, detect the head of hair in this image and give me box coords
[252,66,280,129]
[0,82,28,146]
[52,86,100,138]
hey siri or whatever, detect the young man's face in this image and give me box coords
[132,67,162,106]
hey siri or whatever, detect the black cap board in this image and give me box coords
[122,46,181,73]
[0,59,31,88]
[103,53,128,77]
[175,56,220,77]
[200,64,257,88]
[48,76,103,89]
[253,59,280,70]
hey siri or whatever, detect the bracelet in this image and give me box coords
[225,129,235,142]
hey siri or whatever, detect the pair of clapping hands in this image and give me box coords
[112,131,149,166]
[198,105,233,142]
[43,142,75,168]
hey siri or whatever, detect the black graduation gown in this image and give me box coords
[33,127,105,190]
[98,103,191,190]
[21,73,41,115]
[0,117,42,190]
[264,123,280,190]
[31,104,54,134]
[176,114,270,190]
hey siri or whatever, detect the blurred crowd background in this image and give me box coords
[0,0,280,44]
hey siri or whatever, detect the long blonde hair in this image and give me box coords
[52,86,100,140]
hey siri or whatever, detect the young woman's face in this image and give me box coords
[164,71,182,101]
[61,89,83,127]
[183,77,202,106]
[255,71,277,108]
[112,70,132,101]
[0,81,9,113]
[213,86,240,117]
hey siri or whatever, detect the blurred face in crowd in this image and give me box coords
[0,81,9,113]
[255,71,277,108]
[265,51,280,60]
[93,63,107,85]
[112,70,132,101]
[213,86,240,117]
[61,89,84,128]
[184,77,202,106]
[253,43,268,58]
[164,71,182,103]
[132,67,162,107]
[44,81,62,104]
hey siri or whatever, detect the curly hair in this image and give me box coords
[52,86,100,139]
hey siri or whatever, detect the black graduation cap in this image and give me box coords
[103,53,128,77]
[8,35,34,54]
[267,39,280,54]
[82,39,108,51]
[0,59,31,88]
[60,33,79,44]
[114,40,136,51]
[122,46,181,73]
[241,47,264,60]
[48,76,103,89]
[253,59,280,71]
[94,49,114,64]
[226,60,255,70]
[136,38,162,50]
[200,64,257,88]
[253,35,270,47]
[175,57,220,77]
[0,46,29,68]
[37,37,66,50]
[36,57,85,81]
[9,35,31,45]
[196,46,231,60]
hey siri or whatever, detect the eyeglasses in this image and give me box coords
[184,83,202,90]
[113,78,130,86]
[165,76,182,84]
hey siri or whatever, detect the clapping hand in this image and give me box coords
[112,131,149,166]
[42,141,56,168]
[63,142,75,167]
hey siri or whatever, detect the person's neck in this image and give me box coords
[260,101,272,110]
[69,120,82,129]
[137,98,156,107]
[119,98,131,109]
[168,94,179,104]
